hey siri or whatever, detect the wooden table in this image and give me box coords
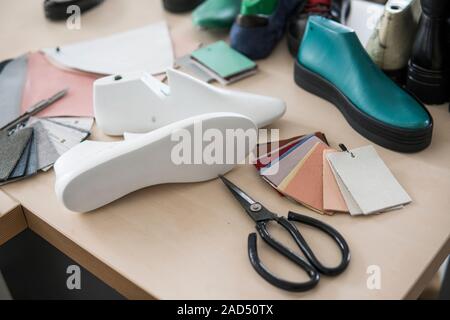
[0,191,27,247]
[1,0,449,299]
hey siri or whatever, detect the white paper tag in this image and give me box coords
[327,146,412,215]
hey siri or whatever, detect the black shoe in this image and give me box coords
[287,0,351,57]
[44,0,104,21]
[407,0,449,105]
[162,0,204,13]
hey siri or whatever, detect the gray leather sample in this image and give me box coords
[30,118,90,156]
[0,127,33,181]
[0,54,29,128]
[0,134,38,186]
[26,121,60,170]
[0,132,38,186]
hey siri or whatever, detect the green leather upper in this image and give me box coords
[241,0,278,16]
[192,0,242,29]
[298,16,431,130]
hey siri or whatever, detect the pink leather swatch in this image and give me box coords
[282,143,330,213]
[20,52,98,117]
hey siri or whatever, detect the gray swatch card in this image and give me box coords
[26,121,60,170]
[28,117,90,156]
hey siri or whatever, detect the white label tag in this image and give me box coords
[327,146,411,215]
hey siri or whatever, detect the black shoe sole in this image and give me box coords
[162,0,204,13]
[406,61,449,105]
[294,60,433,153]
[44,0,104,21]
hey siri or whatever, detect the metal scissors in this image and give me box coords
[219,175,350,292]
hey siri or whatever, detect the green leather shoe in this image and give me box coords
[192,0,242,29]
[295,16,433,152]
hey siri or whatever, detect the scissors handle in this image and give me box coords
[287,212,351,276]
[247,212,350,291]
[248,232,320,292]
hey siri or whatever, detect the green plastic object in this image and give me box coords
[192,0,242,29]
[297,16,430,130]
[191,41,256,79]
[241,0,278,16]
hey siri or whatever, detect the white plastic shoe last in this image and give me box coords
[94,68,286,136]
[54,112,257,213]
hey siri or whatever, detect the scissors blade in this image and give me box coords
[219,175,256,211]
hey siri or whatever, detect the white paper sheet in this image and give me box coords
[42,22,174,75]
[327,146,411,215]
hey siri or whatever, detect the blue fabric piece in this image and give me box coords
[230,0,301,59]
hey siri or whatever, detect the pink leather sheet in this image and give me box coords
[20,52,99,117]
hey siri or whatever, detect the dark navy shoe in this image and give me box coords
[230,0,302,60]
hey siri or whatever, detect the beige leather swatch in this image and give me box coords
[323,150,349,214]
